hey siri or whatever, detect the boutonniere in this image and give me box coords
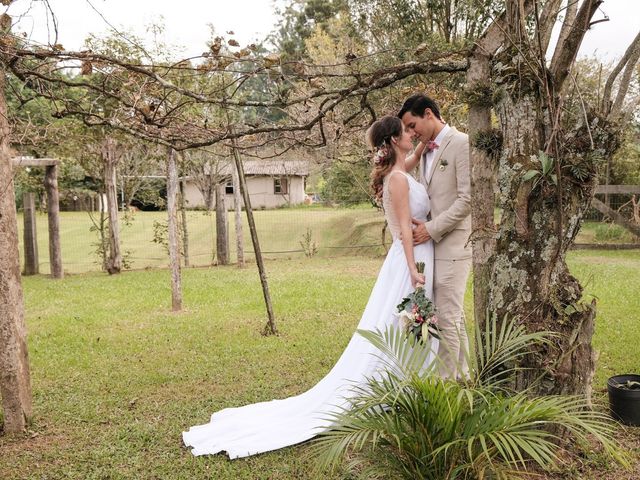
[438,159,449,171]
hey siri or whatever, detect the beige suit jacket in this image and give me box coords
[419,127,471,260]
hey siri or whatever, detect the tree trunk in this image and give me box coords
[204,174,214,211]
[102,138,122,275]
[215,183,229,265]
[232,155,278,335]
[45,165,63,279]
[230,143,244,267]
[464,1,615,399]
[224,114,275,333]
[467,50,498,331]
[0,64,32,433]
[179,178,190,267]
[166,148,182,311]
[488,73,610,397]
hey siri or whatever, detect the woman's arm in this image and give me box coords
[404,141,426,172]
[388,173,425,288]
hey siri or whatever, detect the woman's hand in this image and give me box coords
[404,141,427,172]
[410,269,426,288]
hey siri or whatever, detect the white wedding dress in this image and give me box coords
[183,170,435,458]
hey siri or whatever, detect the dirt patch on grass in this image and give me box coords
[522,425,640,480]
[0,425,73,477]
[0,425,69,452]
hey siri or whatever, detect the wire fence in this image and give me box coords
[16,206,389,274]
[584,193,639,221]
[15,200,640,275]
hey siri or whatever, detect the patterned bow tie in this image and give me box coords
[426,141,439,152]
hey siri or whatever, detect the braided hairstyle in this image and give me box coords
[368,116,403,203]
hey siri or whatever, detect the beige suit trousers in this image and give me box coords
[434,257,472,379]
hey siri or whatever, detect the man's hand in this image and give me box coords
[412,218,431,245]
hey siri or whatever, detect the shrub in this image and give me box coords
[594,223,627,242]
[312,318,626,479]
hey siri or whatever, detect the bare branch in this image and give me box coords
[610,45,640,118]
[602,29,640,116]
[4,45,466,110]
[550,0,602,92]
[471,10,511,58]
[2,40,467,151]
[537,0,564,56]
[550,0,579,68]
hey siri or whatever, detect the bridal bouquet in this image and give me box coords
[396,262,439,342]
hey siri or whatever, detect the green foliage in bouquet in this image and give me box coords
[396,261,439,341]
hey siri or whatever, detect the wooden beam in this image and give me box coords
[12,157,59,168]
[595,185,640,195]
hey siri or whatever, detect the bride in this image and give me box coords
[183,116,435,458]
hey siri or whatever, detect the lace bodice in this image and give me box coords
[382,171,430,240]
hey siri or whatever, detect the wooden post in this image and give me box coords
[230,143,245,267]
[0,14,33,431]
[179,178,190,267]
[167,147,182,311]
[45,165,63,278]
[102,138,122,275]
[215,183,229,265]
[98,207,108,271]
[22,192,39,275]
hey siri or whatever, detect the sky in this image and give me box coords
[6,0,283,57]
[4,0,640,61]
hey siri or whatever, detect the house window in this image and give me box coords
[225,180,234,194]
[274,177,288,194]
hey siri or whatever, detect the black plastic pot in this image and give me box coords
[607,374,640,426]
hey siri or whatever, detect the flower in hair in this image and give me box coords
[374,144,390,164]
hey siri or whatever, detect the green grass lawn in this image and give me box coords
[578,221,640,245]
[1,251,639,479]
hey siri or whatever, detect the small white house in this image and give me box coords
[182,159,310,209]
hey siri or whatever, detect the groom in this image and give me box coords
[398,94,472,379]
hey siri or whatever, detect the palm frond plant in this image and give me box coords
[311,316,627,479]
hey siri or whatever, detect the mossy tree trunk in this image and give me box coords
[490,79,610,397]
[468,0,635,397]
[0,28,32,432]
